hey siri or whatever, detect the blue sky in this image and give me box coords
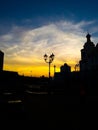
[0,0,98,30]
[0,0,98,76]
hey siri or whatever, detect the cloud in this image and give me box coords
[0,20,97,76]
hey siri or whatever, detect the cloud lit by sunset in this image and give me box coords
[0,0,98,77]
[1,20,98,77]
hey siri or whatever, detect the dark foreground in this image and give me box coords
[0,91,98,129]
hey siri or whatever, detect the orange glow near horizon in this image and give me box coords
[3,63,60,77]
[1,21,85,77]
[3,59,80,77]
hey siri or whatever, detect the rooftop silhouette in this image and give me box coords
[0,33,98,129]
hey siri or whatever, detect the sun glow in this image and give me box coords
[3,59,79,77]
[1,20,94,77]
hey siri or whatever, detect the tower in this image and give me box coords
[0,50,4,71]
[79,33,96,71]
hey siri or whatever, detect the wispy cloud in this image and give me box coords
[0,20,97,76]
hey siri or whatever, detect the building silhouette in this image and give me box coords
[60,63,71,74]
[54,63,71,83]
[79,33,98,71]
[0,50,4,71]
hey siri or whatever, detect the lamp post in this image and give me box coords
[44,53,55,79]
[54,65,56,77]
[75,64,79,71]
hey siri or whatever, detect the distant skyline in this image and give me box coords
[0,0,98,77]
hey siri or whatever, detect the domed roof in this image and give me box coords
[84,41,95,48]
[84,33,95,48]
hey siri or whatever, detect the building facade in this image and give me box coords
[0,50,4,71]
[60,63,71,73]
[79,33,98,71]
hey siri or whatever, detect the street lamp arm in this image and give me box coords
[45,61,50,64]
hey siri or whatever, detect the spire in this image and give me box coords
[86,33,91,42]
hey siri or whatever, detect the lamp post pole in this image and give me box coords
[44,53,55,93]
[49,62,51,79]
[54,65,56,76]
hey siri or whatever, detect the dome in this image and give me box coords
[84,33,95,48]
[84,41,95,48]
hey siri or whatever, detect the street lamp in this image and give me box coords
[44,53,55,79]
[75,64,79,71]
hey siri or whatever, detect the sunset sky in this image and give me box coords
[0,0,98,77]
